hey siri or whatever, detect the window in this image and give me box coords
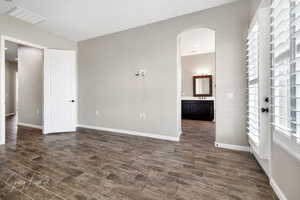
[247,23,260,145]
[272,0,300,158]
[271,0,291,136]
[292,0,300,142]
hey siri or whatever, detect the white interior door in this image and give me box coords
[247,5,271,176]
[44,49,76,134]
[257,6,271,161]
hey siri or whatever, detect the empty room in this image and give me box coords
[0,0,299,200]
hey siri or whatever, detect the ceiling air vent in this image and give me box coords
[7,6,46,24]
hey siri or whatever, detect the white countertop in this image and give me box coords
[181,96,215,101]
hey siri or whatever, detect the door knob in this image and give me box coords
[264,97,269,103]
[261,108,269,113]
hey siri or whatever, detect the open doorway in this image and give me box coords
[178,28,216,141]
[4,40,44,143]
[0,36,77,145]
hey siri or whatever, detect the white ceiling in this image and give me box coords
[5,41,18,62]
[0,0,240,41]
[180,28,215,56]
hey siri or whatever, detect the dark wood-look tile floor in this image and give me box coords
[0,116,277,200]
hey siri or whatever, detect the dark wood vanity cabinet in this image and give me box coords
[182,100,214,121]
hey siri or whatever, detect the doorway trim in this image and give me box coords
[176,27,216,138]
[0,35,46,145]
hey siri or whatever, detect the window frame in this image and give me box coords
[271,0,300,161]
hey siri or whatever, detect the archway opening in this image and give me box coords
[177,28,216,143]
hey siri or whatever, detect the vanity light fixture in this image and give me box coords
[196,69,211,76]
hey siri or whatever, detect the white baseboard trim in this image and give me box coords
[215,142,250,152]
[18,123,43,130]
[77,124,180,142]
[178,131,183,136]
[270,178,288,200]
[5,113,15,117]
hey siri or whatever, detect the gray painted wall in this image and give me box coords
[5,61,17,115]
[272,144,300,200]
[250,0,262,18]
[18,47,43,126]
[181,53,216,97]
[78,0,250,144]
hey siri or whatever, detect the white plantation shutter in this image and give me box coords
[247,23,260,145]
[271,0,291,136]
[292,0,300,142]
[271,0,300,159]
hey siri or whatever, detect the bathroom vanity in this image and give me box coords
[182,75,214,121]
[182,99,214,121]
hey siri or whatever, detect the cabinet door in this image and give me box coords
[190,102,202,115]
[192,101,213,120]
[182,101,191,118]
[182,100,214,121]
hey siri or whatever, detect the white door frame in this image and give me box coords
[0,35,46,145]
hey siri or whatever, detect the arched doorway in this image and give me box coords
[177,28,216,141]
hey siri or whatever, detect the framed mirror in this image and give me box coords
[193,75,212,97]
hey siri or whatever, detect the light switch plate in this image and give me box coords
[226,92,234,100]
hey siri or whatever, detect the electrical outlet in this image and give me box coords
[36,109,40,116]
[226,92,234,100]
[139,113,146,120]
[96,110,100,116]
[140,69,146,77]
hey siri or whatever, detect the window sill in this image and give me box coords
[273,131,300,162]
[248,133,259,146]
